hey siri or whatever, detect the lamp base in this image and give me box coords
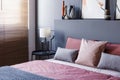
[41,41,49,51]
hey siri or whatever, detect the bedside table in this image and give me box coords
[31,50,56,60]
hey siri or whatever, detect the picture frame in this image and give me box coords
[116,0,120,19]
[82,0,106,19]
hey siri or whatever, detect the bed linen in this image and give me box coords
[12,59,120,80]
[0,66,53,80]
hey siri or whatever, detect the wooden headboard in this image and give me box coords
[54,20,120,50]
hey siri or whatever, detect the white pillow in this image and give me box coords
[75,39,107,67]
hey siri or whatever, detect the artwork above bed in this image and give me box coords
[82,0,106,19]
[116,0,120,19]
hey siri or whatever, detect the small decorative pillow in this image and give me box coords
[105,43,120,55]
[54,47,78,63]
[65,37,81,50]
[75,39,107,67]
[98,52,120,72]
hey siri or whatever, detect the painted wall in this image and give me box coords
[27,0,118,60]
[28,0,81,60]
[36,0,117,50]
[28,0,36,60]
[37,0,81,50]
[37,0,116,28]
[37,0,55,29]
[37,0,81,29]
[55,20,120,50]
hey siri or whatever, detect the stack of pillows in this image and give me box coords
[54,37,120,72]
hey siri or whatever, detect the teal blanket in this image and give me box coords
[0,66,53,80]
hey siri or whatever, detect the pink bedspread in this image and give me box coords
[12,60,120,80]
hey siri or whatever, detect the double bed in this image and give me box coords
[1,37,120,80]
[11,59,120,80]
[1,20,120,79]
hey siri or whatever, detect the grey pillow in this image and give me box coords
[98,52,120,72]
[54,47,78,63]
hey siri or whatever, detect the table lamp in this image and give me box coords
[40,27,51,51]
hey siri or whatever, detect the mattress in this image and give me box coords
[12,59,120,80]
[48,59,120,77]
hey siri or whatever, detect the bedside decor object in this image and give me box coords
[40,27,51,51]
[68,5,76,19]
[61,0,69,19]
[104,9,111,20]
[116,0,120,19]
[61,0,77,20]
[31,27,55,60]
[64,5,69,19]
[104,0,111,20]
[82,0,106,19]
[62,0,65,19]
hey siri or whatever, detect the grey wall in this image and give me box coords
[37,0,56,50]
[53,0,119,49]
[37,0,117,28]
[37,0,81,29]
[37,0,81,50]
[37,0,119,50]
[37,0,55,29]
[55,20,120,50]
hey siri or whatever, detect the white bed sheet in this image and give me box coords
[46,59,120,77]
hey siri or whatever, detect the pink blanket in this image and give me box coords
[12,60,120,80]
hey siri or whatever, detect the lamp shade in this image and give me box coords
[40,27,51,38]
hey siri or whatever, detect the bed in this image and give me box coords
[11,59,120,80]
[0,37,120,80]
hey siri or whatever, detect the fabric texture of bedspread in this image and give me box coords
[12,60,120,80]
[0,66,53,80]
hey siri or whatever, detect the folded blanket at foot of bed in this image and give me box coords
[0,66,53,80]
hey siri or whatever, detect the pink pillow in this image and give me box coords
[105,43,120,55]
[75,39,107,67]
[65,37,81,50]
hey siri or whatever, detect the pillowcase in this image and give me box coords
[105,43,120,55]
[98,52,120,72]
[54,47,78,63]
[75,39,107,67]
[65,37,81,50]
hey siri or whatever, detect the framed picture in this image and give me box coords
[82,0,106,19]
[116,0,120,19]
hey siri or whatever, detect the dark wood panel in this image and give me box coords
[0,29,28,66]
[0,39,28,66]
[4,30,28,41]
[0,55,28,66]
[0,0,28,66]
